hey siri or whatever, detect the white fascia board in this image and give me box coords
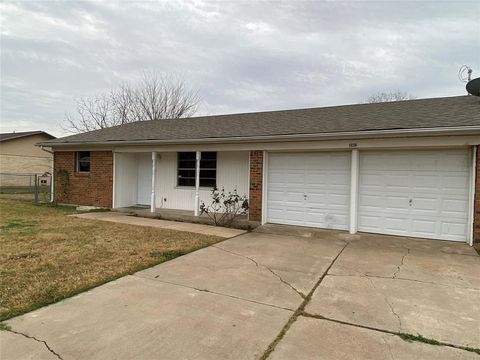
[40,126,480,149]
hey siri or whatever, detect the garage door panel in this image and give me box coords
[411,175,438,190]
[358,149,470,242]
[305,194,326,206]
[411,197,438,211]
[384,174,410,188]
[358,194,384,208]
[411,219,437,234]
[358,214,382,231]
[441,221,468,238]
[442,199,469,213]
[267,152,350,230]
[305,173,327,186]
[305,215,348,229]
[328,193,349,206]
[269,154,304,168]
[383,217,410,232]
[441,175,469,191]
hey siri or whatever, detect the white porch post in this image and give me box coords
[349,149,359,234]
[151,152,157,213]
[194,151,201,216]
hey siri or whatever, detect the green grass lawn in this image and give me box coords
[0,199,222,321]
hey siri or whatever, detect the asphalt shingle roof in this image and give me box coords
[40,96,480,146]
[0,131,54,142]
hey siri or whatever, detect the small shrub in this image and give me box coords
[199,187,248,226]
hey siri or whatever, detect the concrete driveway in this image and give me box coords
[2,225,479,359]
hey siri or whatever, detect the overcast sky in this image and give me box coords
[1,1,479,137]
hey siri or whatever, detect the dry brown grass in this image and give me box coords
[0,199,222,320]
[0,193,35,201]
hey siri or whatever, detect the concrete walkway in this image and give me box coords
[71,211,246,238]
[2,226,479,359]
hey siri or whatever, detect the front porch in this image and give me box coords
[112,150,252,226]
[115,206,256,230]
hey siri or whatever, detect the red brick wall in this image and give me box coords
[474,146,480,244]
[249,150,263,222]
[54,151,113,207]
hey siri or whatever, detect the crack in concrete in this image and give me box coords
[366,276,403,332]
[326,273,480,291]
[392,248,410,279]
[258,241,351,360]
[6,329,63,360]
[136,275,296,312]
[212,245,306,299]
[263,266,307,299]
[300,312,480,356]
[211,245,259,266]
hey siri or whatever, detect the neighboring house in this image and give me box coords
[0,131,55,187]
[38,96,480,245]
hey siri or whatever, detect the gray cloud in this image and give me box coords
[1,0,479,137]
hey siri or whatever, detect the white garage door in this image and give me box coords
[267,152,350,230]
[358,149,470,241]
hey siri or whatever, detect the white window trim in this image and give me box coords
[76,151,91,173]
[177,151,217,188]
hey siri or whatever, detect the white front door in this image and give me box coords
[136,154,152,205]
[267,152,351,230]
[358,149,470,241]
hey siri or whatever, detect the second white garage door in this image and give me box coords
[267,152,351,230]
[358,149,470,242]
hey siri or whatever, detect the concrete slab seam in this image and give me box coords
[326,271,480,291]
[132,274,296,312]
[258,241,351,360]
[300,312,480,356]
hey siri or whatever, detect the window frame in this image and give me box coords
[76,151,91,173]
[177,151,217,188]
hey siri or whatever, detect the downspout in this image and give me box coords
[40,146,54,203]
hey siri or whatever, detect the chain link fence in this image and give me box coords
[0,173,52,203]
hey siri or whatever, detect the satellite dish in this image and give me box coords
[466,78,480,96]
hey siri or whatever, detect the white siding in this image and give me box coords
[114,153,138,208]
[136,153,152,205]
[154,151,249,210]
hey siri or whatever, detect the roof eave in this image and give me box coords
[36,126,480,148]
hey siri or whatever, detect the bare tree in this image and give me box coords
[65,73,200,133]
[366,91,416,103]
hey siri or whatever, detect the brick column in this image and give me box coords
[249,150,263,222]
[474,146,480,244]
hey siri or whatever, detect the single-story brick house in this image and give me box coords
[38,96,480,245]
